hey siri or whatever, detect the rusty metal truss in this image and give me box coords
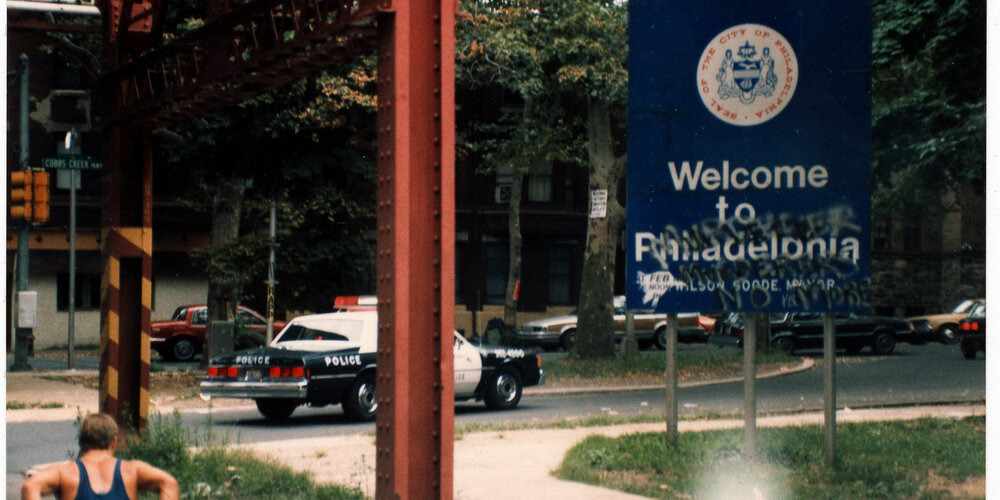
[104,0,387,127]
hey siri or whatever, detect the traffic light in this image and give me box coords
[9,170,32,221]
[32,170,50,223]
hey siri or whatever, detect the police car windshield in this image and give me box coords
[275,318,365,343]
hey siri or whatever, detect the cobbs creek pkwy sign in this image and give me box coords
[626,1,872,313]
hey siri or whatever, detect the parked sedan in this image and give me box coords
[152,305,286,361]
[200,310,545,421]
[708,312,914,355]
[957,302,985,360]
[908,298,985,344]
[517,296,706,351]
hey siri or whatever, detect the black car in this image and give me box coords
[200,311,545,421]
[708,312,914,355]
[958,303,985,360]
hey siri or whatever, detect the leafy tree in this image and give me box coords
[458,0,627,358]
[871,0,985,217]
[159,56,378,333]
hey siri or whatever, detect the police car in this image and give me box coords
[199,311,544,421]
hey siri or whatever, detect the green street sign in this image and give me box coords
[42,154,103,170]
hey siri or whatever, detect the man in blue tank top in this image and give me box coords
[21,413,178,500]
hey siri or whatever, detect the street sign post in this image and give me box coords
[626,0,872,314]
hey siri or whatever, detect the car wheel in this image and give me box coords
[559,330,576,351]
[255,398,298,422]
[771,336,794,354]
[343,373,377,421]
[870,331,896,355]
[484,366,523,410]
[654,327,667,350]
[938,325,958,345]
[171,338,197,362]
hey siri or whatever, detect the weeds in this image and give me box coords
[119,412,365,500]
[6,401,64,410]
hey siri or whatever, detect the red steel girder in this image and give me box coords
[103,0,385,127]
[374,1,455,497]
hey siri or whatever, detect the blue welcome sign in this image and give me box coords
[626,1,872,313]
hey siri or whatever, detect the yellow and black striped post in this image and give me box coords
[99,126,153,430]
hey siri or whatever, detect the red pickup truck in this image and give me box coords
[151,305,286,361]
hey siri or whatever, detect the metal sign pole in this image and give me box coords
[743,313,758,459]
[665,312,679,445]
[68,169,77,369]
[823,313,837,464]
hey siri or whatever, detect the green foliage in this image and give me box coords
[558,417,986,499]
[871,0,985,216]
[158,55,378,312]
[456,0,627,174]
[120,412,365,500]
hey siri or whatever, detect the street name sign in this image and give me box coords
[626,1,872,313]
[42,154,103,170]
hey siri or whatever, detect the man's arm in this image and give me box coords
[133,461,178,500]
[21,464,64,500]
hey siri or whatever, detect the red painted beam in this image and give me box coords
[375,0,455,497]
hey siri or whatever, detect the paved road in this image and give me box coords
[6,342,984,497]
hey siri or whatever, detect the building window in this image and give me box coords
[903,224,921,253]
[527,163,552,202]
[549,245,572,305]
[56,273,101,311]
[485,243,508,304]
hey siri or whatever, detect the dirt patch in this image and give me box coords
[43,371,204,400]
[924,470,985,499]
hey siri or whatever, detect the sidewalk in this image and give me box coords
[237,404,985,499]
[6,362,985,499]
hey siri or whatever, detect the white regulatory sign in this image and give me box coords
[590,189,608,219]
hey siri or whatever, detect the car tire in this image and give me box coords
[870,331,896,355]
[255,398,298,422]
[559,330,576,351]
[938,325,958,345]
[771,336,794,355]
[171,338,197,362]
[343,373,377,421]
[484,366,523,410]
[654,327,667,350]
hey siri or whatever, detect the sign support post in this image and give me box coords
[743,313,758,459]
[664,312,679,445]
[823,314,837,464]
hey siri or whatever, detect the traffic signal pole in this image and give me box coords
[11,54,33,372]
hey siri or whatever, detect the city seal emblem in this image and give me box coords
[696,24,798,126]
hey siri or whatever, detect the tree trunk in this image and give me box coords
[575,98,626,360]
[203,175,246,366]
[504,168,523,328]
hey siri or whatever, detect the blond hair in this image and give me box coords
[78,413,118,452]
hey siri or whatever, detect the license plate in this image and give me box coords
[243,368,263,381]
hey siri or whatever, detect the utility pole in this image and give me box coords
[11,54,33,372]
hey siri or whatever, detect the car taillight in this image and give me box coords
[227,366,239,378]
[207,366,219,377]
[961,321,981,331]
[269,366,307,378]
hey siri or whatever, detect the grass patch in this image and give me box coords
[6,401,64,410]
[557,417,985,499]
[120,412,365,500]
[545,351,797,383]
